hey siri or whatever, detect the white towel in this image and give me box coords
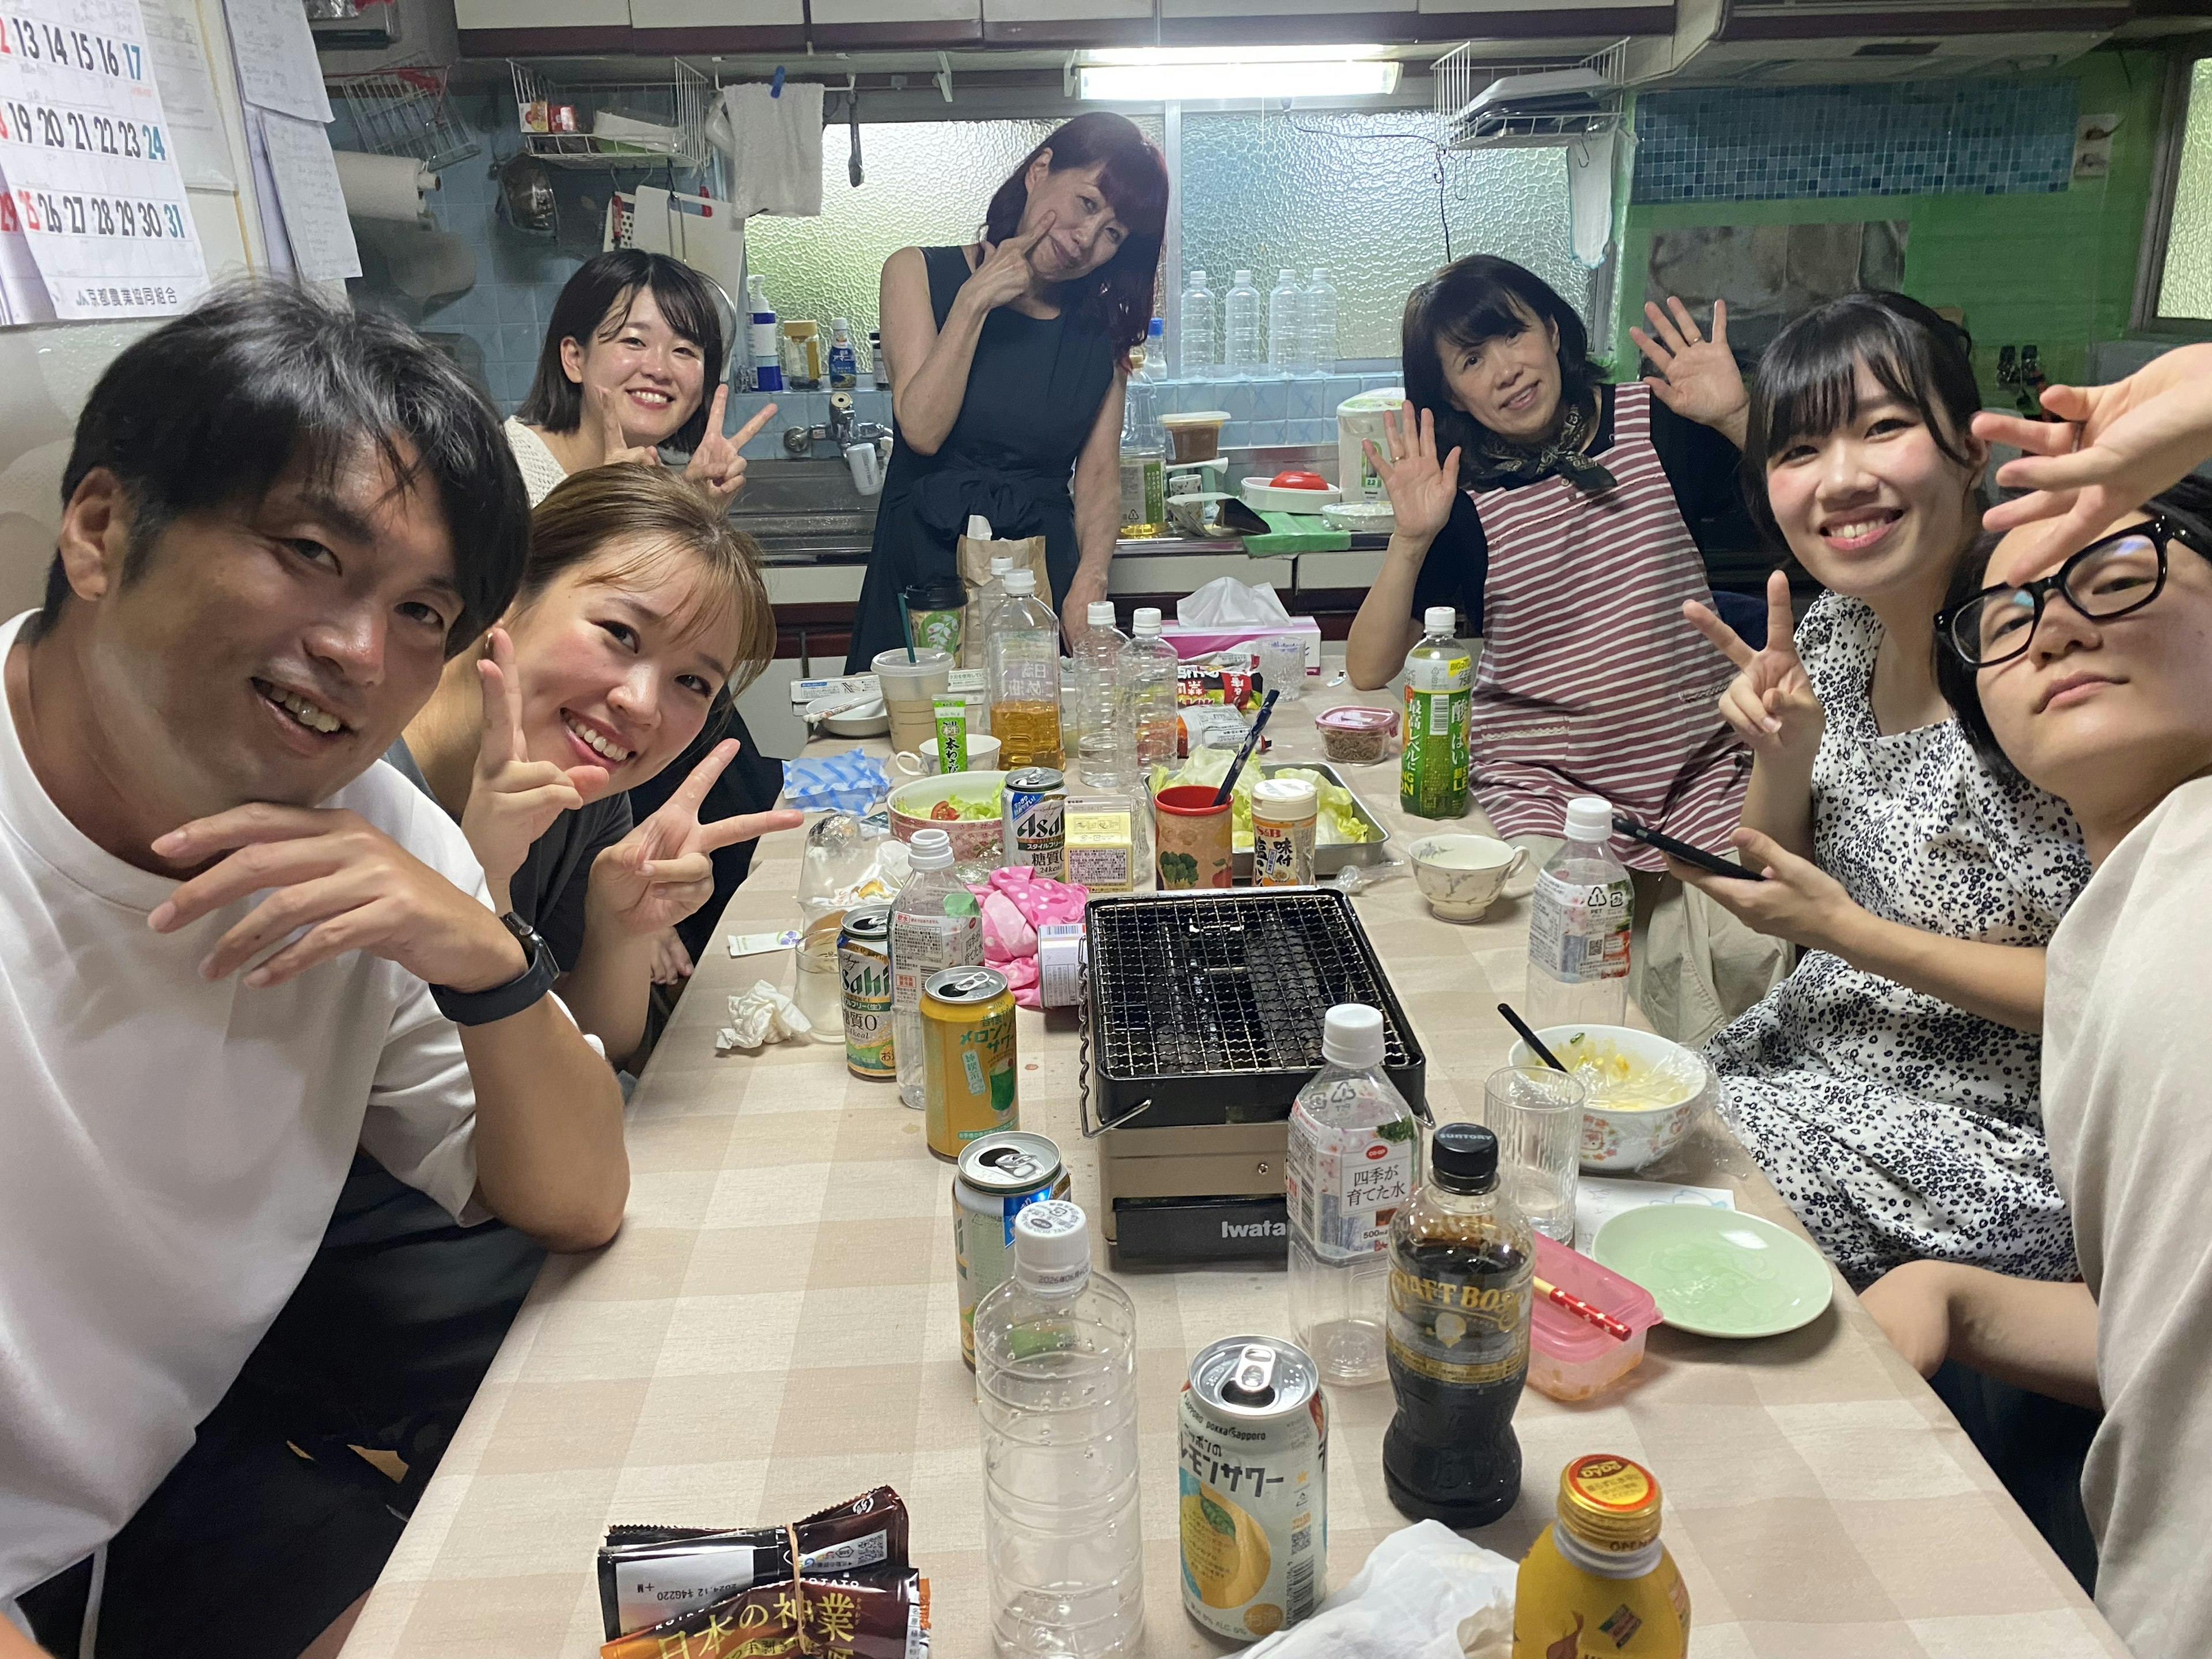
[711,81,823,218]
[1567,129,1619,269]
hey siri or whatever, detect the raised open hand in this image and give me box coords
[1633,297,1748,440]
[1362,401,1463,544]
[585,380,668,470]
[683,384,778,507]
[461,627,609,912]
[587,738,805,937]
[968,210,1056,312]
[1683,571,1821,764]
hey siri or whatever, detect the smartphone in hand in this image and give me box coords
[1612,816,1766,881]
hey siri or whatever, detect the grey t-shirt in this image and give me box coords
[382,738,633,972]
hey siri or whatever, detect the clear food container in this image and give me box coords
[1528,1232,1664,1402]
[1314,704,1399,765]
[1161,410,1230,464]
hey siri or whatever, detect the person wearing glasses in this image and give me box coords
[1852,343,2212,1659]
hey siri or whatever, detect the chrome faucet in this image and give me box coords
[783,389,891,457]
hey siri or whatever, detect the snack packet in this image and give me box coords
[599,1570,928,1659]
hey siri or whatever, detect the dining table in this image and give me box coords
[341,668,2126,1659]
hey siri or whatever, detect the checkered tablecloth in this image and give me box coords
[343,698,2123,1659]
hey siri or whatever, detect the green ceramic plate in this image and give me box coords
[1592,1206,1834,1339]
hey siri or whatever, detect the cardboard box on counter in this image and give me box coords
[1158,616,1321,672]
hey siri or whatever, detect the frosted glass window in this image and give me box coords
[1177,109,1593,363]
[744,117,1162,339]
[2158,58,2212,321]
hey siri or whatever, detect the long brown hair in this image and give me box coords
[521,464,775,707]
[982,112,1168,354]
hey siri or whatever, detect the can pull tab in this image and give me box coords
[1222,1343,1278,1407]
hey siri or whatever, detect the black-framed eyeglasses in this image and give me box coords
[1938,516,2206,669]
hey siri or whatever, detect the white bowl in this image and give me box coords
[888,770,1007,866]
[807,692,889,738]
[1408,834,1526,921]
[1507,1023,1713,1173]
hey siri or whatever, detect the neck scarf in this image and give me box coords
[1465,391,1616,495]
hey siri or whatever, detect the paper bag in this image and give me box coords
[956,532,1048,669]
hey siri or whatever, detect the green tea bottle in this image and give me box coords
[1401,606,1471,819]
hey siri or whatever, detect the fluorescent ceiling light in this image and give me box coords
[1077,50,1402,103]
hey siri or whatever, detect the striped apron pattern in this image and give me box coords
[1466,381,1750,872]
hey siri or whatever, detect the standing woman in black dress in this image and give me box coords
[846,112,1169,667]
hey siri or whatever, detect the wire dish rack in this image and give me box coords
[509,59,711,171]
[1433,38,1627,150]
[326,60,478,173]
[1080,888,1429,1134]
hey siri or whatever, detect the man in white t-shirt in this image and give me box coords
[1,287,627,1649]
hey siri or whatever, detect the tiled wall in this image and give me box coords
[1633,79,2078,205]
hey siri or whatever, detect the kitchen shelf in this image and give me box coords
[327,60,479,175]
[1434,38,1627,151]
[508,58,710,172]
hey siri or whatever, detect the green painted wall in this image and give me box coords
[1614,50,2171,399]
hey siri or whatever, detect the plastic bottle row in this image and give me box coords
[1180,267,1338,380]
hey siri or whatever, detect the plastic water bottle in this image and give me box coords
[1139,316,1166,383]
[1301,270,1338,377]
[976,1200,1145,1657]
[1179,271,1217,380]
[1524,796,1633,1028]
[891,827,983,1111]
[1074,602,1132,790]
[1267,269,1302,378]
[745,273,781,393]
[964,549,1016,672]
[987,568,1065,770]
[1400,607,1471,820]
[1224,270,1262,378]
[1118,376,1165,537]
[1121,607,1181,770]
[1287,1004,1422,1388]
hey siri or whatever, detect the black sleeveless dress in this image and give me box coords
[844,244,1120,673]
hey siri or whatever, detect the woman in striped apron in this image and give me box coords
[1347,255,1786,1041]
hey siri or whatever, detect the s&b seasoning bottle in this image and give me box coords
[1512,1453,1690,1658]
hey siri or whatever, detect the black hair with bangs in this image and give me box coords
[1402,255,1599,487]
[1744,291,1981,548]
[517,249,727,454]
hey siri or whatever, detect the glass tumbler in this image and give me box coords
[1482,1065,1584,1244]
[1258,634,1307,702]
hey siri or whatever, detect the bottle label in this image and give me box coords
[1404,653,1471,695]
[1400,661,1471,817]
[1527,871,1633,984]
[1286,1100,1416,1262]
[890,910,980,1012]
[1385,1255,1531,1387]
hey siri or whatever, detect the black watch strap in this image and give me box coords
[430,914,559,1027]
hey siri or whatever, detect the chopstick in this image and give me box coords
[1498,1001,1568,1072]
[1213,688,1280,805]
[1535,1275,1633,1341]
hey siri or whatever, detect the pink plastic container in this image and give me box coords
[1314,704,1399,764]
[1528,1233,1664,1402]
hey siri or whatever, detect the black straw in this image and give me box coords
[1214,688,1280,805]
[1497,1002,1569,1072]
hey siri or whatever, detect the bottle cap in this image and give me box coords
[1252,775,1319,823]
[1279,269,1296,283]
[990,555,1014,575]
[1087,601,1116,627]
[1431,1122,1499,1194]
[1013,1199,1091,1292]
[1233,268,1253,283]
[1424,606,1456,635]
[1564,795,1613,842]
[831,316,849,331]
[1312,268,1328,282]
[1555,1455,1665,1553]
[1006,569,1037,594]
[1149,317,1164,335]
[1188,269,1206,285]
[1132,605,1162,633]
[908,827,953,870]
[1321,1002,1385,1067]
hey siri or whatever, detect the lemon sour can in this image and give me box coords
[1179,1336,1327,1642]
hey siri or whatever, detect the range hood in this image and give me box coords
[1623,0,2137,87]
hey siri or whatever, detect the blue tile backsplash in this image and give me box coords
[1631,79,2079,204]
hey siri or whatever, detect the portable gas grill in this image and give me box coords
[1078,888,1428,1262]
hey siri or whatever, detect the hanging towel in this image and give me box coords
[1567,130,1618,269]
[710,81,824,218]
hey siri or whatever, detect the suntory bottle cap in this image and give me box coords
[1555,1453,1665,1553]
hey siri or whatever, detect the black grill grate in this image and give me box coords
[1085,890,1426,1131]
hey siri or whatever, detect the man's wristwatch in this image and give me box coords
[430,912,559,1027]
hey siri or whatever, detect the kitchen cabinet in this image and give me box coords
[809,0,980,46]
[980,0,1155,46]
[454,0,627,29]
[625,0,802,33]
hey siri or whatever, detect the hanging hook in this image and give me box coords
[846,74,862,188]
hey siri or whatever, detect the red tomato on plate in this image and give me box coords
[1269,469,1329,490]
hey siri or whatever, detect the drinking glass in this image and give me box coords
[1257,634,1307,702]
[1482,1066,1584,1244]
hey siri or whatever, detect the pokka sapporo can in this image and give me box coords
[1179,1336,1328,1642]
[953,1131,1072,1369]
[921,965,1017,1161]
[1001,766,1066,881]
[837,905,895,1080]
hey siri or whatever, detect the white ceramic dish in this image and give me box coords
[1240,475,1344,513]
[1407,834,1527,921]
[1506,1023,1713,1173]
[806,692,890,738]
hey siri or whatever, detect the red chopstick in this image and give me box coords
[1535,1274,1632,1341]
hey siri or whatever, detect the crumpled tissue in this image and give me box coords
[971,866,1087,1009]
[1242,1520,1518,1659]
[781,749,889,815]
[1177,575,1293,627]
[716,980,813,1052]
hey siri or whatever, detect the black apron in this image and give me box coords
[844,244,1118,673]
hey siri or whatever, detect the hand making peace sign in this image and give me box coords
[683,384,778,508]
[586,738,805,937]
[1682,571,1822,764]
[1631,297,1749,441]
[461,627,612,914]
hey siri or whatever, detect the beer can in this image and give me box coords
[1179,1336,1328,1642]
[952,1131,1071,1368]
[837,906,894,1080]
[921,966,1017,1160]
[1001,766,1066,881]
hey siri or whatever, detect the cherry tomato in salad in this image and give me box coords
[930,800,960,821]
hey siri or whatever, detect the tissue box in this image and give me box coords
[1158,617,1321,671]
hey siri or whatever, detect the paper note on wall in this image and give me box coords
[221,0,328,124]
[138,0,233,191]
[257,108,357,282]
[0,0,210,321]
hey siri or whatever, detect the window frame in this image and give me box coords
[2133,41,2212,337]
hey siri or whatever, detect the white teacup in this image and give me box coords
[892,733,1002,777]
[1409,834,1528,922]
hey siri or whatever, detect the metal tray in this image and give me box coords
[1229,759,1392,880]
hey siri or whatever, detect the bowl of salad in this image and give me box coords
[888,770,1007,866]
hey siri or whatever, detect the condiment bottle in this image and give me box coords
[1250,775,1318,886]
[1512,1454,1690,1658]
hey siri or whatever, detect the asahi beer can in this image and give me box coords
[953,1131,1071,1368]
[921,966,1017,1160]
[837,906,894,1080]
[1001,766,1066,881]
[1179,1336,1328,1642]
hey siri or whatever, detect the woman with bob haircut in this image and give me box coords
[847,110,1169,665]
